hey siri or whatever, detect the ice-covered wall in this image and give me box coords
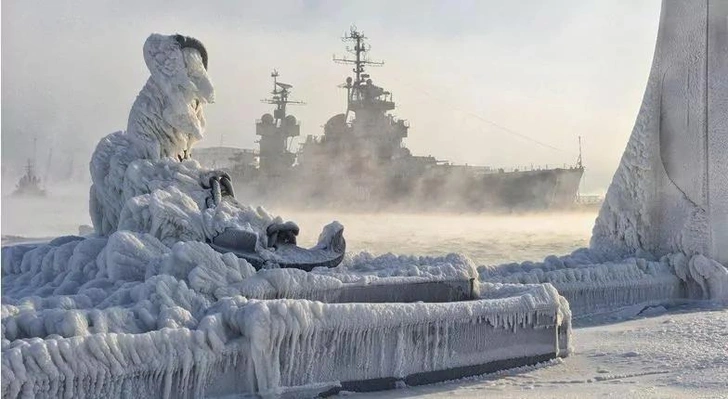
[1,282,569,398]
[592,0,728,264]
[1,234,569,397]
[478,249,728,316]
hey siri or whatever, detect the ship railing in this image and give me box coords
[576,195,604,205]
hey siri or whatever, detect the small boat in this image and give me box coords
[13,159,46,197]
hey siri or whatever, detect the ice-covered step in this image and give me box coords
[233,270,475,303]
[217,284,570,396]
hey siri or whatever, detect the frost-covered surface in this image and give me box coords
[88,33,280,248]
[591,0,728,265]
[1,234,569,398]
[236,284,568,395]
[1,234,480,340]
[479,248,727,316]
[351,304,728,399]
[231,252,477,302]
[334,252,477,280]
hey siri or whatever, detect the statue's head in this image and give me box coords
[142,33,215,143]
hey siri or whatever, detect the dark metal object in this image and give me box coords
[201,169,345,271]
[210,223,346,271]
[205,173,235,207]
[174,34,208,69]
[318,353,557,396]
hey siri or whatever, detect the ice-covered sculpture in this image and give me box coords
[88,33,344,267]
[89,33,218,239]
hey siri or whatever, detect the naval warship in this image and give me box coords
[195,27,584,212]
[12,159,46,197]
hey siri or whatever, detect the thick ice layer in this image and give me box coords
[1,283,570,398]
[235,284,568,394]
[1,231,572,397]
[591,0,728,264]
[1,234,478,341]
[87,34,284,249]
[479,248,728,315]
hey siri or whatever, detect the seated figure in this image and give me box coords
[89,33,344,269]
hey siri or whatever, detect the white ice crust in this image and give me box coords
[591,0,728,265]
[1,233,561,397]
[88,34,275,246]
[3,2,728,396]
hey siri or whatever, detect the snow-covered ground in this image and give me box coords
[351,303,728,399]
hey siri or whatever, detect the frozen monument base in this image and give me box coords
[592,0,728,265]
[3,0,728,397]
[1,237,570,398]
[478,0,728,317]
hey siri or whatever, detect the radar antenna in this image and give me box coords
[333,26,384,85]
[261,69,305,120]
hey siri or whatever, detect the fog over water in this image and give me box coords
[1,181,595,265]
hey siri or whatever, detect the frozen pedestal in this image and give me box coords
[479,254,687,316]
[1,237,570,398]
[1,281,570,398]
[592,0,728,263]
[213,283,570,396]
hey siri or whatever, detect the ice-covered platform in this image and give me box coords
[478,250,726,317]
[1,238,570,398]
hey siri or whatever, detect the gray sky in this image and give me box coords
[2,0,661,193]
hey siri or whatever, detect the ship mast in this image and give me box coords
[261,69,305,122]
[333,26,384,114]
[577,136,583,169]
[256,70,303,176]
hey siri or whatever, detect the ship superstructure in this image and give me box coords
[297,28,412,178]
[13,159,46,197]
[194,27,584,211]
[256,70,303,177]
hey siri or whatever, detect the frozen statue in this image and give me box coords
[89,33,345,269]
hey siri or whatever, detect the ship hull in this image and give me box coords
[228,165,584,212]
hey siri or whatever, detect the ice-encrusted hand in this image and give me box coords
[201,170,235,207]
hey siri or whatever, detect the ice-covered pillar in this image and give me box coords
[591,0,727,264]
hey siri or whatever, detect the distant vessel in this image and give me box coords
[196,27,584,211]
[13,159,46,197]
